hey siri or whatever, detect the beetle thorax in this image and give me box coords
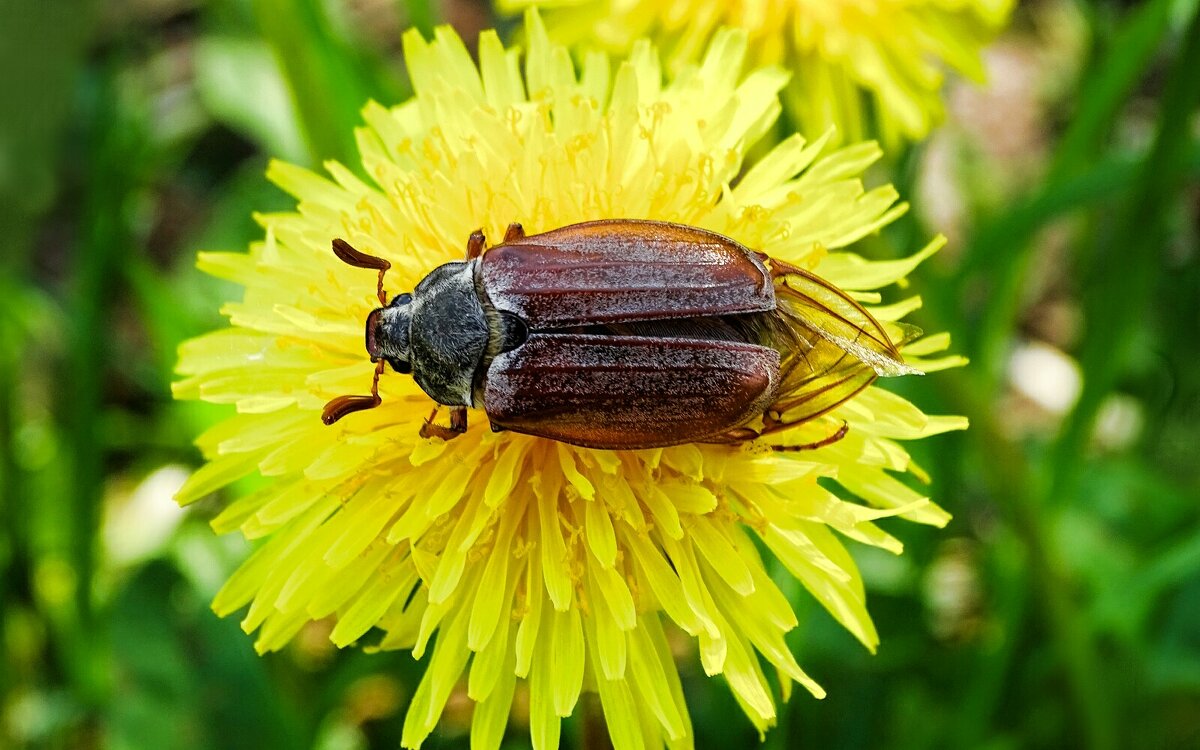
[408,261,489,407]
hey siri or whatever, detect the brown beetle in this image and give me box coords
[323,220,919,450]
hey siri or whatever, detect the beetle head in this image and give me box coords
[366,293,414,374]
[322,239,487,424]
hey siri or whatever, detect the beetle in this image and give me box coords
[322,219,919,450]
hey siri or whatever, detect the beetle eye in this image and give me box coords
[388,358,411,374]
[393,292,413,306]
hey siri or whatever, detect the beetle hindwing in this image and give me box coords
[764,268,920,428]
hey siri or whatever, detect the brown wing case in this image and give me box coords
[479,220,775,329]
[484,333,780,449]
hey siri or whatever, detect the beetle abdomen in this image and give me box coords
[484,333,779,449]
[480,219,774,328]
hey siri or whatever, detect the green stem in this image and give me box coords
[965,153,1172,390]
[1050,0,1173,178]
[60,58,132,718]
[924,143,1200,749]
[0,294,19,709]
[0,0,99,725]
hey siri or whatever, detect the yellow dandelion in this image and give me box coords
[174,13,966,749]
[500,0,1014,144]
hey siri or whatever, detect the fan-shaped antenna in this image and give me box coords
[323,239,392,424]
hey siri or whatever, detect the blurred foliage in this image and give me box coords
[2,0,1199,748]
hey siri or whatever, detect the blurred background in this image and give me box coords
[2,0,1198,748]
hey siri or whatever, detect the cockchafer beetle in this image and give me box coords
[322,220,920,450]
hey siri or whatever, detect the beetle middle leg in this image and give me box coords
[419,405,469,441]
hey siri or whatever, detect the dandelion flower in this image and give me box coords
[500,0,1014,144]
[174,13,966,749]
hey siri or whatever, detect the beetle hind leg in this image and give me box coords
[419,405,469,441]
[699,427,759,444]
[761,254,808,280]
[767,421,849,452]
[703,420,849,452]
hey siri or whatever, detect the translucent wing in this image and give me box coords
[780,268,921,377]
[765,266,921,427]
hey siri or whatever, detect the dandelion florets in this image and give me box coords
[501,0,1014,144]
[174,13,967,749]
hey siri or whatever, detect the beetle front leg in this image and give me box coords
[419,405,469,441]
[466,230,486,260]
[503,222,525,242]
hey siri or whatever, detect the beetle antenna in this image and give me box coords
[332,238,391,305]
[322,359,386,425]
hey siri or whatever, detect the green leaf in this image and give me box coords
[251,0,383,167]
[195,36,309,163]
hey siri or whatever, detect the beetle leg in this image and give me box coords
[419,405,469,441]
[698,427,760,444]
[450,407,468,432]
[761,254,809,280]
[421,423,466,440]
[769,421,849,452]
[702,419,848,451]
[419,406,442,439]
[503,222,525,242]
[466,230,486,260]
